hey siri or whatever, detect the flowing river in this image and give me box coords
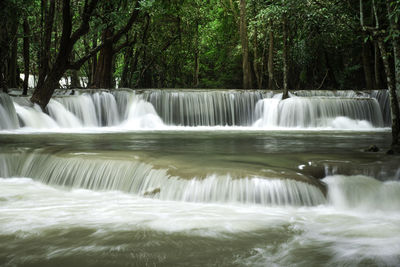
[0,89,399,266]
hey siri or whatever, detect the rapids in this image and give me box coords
[0,89,399,266]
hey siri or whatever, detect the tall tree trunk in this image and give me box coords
[268,25,274,90]
[282,13,289,99]
[8,21,18,88]
[362,41,374,90]
[374,42,384,89]
[70,71,80,88]
[121,44,133,88]
[92,28,113,88]
[135,15,150,88]
[31,0,139,108]
[0,25,9,93]
[31,38,70,109]
[89,34,98,86]
[193,21,200,88]
[69,53,80,88]
[239,0,252,89]
[385,0,400,149]
[253,26,262,89]
[31,0,78,109]
[386,0,400,94]
[37,0,56,90]
[378,40,400,149]
[23,18,30,95]
[360,0,400,151]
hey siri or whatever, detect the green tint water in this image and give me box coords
[0,130,395,179]
[1,130,399,266]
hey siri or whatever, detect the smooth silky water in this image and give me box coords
[0,89,399,266]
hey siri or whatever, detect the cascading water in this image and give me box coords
[56,91,121,126]
[142,89,272,126]
[0,151,326,206]
[0,93,19,130]
[0,89,391,131]
[254,96,384,128]
[0,102,399,266]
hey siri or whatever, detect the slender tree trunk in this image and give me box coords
[92,28,113,88]
[282,13,289,99]
[374,42,384,89]
[135,15,150,88]
[385,0,400,149]
[193,21,200,88]
[37,0,56,90]
[362,41,374,90]
[386,0,400,94]
[31,0,74,109]
[0,26,8,93]
[121,45,133,88]
[378,40,400,149]
[253,26,262,89]
[70,71,80,88]
[8,22,18,88]
[23,18,30,95]
[268,25,274,90]
[239,0,252,89]
[70,53,80,88]
[31,63,66,109]
[360,0,400,151]
[89,34,98,86]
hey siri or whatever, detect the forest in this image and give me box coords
[0,0,398,92]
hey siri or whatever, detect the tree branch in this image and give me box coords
[68,1,140,70]
[70,0,100,44]
[111,0,140,43]
[135,35,179,87]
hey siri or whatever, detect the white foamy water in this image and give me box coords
[0,176,399,266]
[0,90,391,132]
[0,152,325,206]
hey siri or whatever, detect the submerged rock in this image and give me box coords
[365,145,379,152]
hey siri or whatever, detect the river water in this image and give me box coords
[0,90,399,266]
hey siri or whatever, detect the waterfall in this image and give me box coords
[323,175,400,211]
[0,93,19,130]
[0,152,326,206]
[0,89,391,130]
[293,90,391,127]
[121,96,165,129]
[47,100,83,128]
[14,103,59,129]
[371,90,391,126]
[56,92,120,126]
[142,89,271,126]
[254,97,384,128]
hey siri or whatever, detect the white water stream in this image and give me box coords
[0,89,398,266]
[0,175,399,266]
[0,89,390,131]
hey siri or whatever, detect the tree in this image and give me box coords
[30,0,144,109]
[239,0,252,89]
[359,0,400,151]
[23,17,30,95]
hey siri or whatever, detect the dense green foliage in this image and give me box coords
[0,0,399,91]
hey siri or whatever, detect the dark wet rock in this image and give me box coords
[143,188,161,196]
[386,149,394,155]
[365,145,379,152]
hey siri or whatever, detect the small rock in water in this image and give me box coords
[365,145,379,152]
[386,149,394,155]
[143,187,161,196]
